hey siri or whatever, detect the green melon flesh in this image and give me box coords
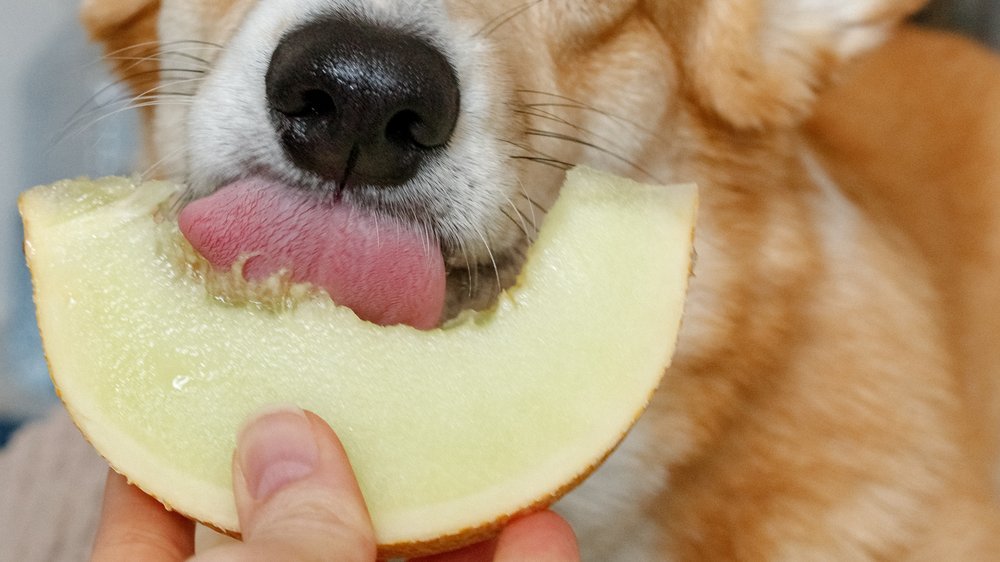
[20,167,696,556]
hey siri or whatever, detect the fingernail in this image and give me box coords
[237,405,319,500]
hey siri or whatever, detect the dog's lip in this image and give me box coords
[178,177,447,329]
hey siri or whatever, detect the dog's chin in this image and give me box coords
[177,166,532,328]
[442,244,526,321]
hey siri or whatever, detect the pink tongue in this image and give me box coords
[178,179,445,329]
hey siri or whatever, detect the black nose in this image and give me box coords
[265,18,460,187]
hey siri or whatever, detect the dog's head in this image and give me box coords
[81,0,924,322]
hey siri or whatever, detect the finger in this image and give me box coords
[91,469,196,562]
[493,511,580,562]
[413,511,579,562]
[410,537,498,562]
[229,406,377,562]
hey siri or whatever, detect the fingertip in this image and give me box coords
[303,410,356,483]
[494,510,580,562]
[410,538,498,562]
[236,407,319,501]
[233,408,376,560]
[92,469,195,562]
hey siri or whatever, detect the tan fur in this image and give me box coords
[79,0,1000,558]
[81,0,161,104]
[807,26,1000,478]
[81,0,160,160]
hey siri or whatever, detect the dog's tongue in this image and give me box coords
[178,179,445,329]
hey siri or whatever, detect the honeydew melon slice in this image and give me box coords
[20,167,697,557]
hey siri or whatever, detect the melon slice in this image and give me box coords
[20,167,697,557]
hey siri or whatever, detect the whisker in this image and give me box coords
[499,138,575,174]
[119,67,207,81]
[476,0,544,38]
[57,78,205,143]
[525,198,549,216]
[509,155,572,171]
[498,137,567,161]
[54,98,195,149]
[124,78,208,112]
[172,179,209,216]
[524,128,661,182]
[523,101,664,141]
[517,177,541,230]
[67,69,205,128]
[519,189,550,216]
[512,105,631,155]
[99,39,167,59]
[498,140,575,198]
[454,236,477,299]
[140,145,188,183]
[517,89,668,144]
[72,72,204,111]
[500,164,552,216]
[109,52,212,74]
[474,227,502,294]
[505,193,537,237]
[499,202,533,242]
[101,39,224,59]
[422,222,435,260]
[63,81,141,137]
[132,76,208,97]
[91,40,222,77]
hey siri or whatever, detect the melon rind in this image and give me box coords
[20,167,697,556]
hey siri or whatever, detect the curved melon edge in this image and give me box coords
[54,378,652,559]
[46,328,662,557]
[21,170,697,558]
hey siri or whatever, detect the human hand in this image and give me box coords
[91,407,581,561]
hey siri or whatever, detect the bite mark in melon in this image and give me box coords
[20,167,697,557]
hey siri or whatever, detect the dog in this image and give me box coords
[80,0,1000,559]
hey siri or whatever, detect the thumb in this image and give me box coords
[229,406,377,562]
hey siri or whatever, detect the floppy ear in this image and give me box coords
[80,0,162,98]
[681,0,926,129]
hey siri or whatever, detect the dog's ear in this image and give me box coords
[678,0,926,129]
[80,0,161,97]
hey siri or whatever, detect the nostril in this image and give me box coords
[385,110,449,150]
[385,110,421,147]
[299,89,336,118]
[268,87,337,118]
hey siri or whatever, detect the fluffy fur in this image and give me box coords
[81,0,1000,559]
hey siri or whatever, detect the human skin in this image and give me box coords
[90,408,581,562]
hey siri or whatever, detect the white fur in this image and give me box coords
[767,0,892,58]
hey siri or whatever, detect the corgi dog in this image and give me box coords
[81,0,1000,559]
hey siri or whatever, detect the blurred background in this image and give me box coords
[0,0,139,444]
[0,0,998,446]
[918,0,1000,44]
